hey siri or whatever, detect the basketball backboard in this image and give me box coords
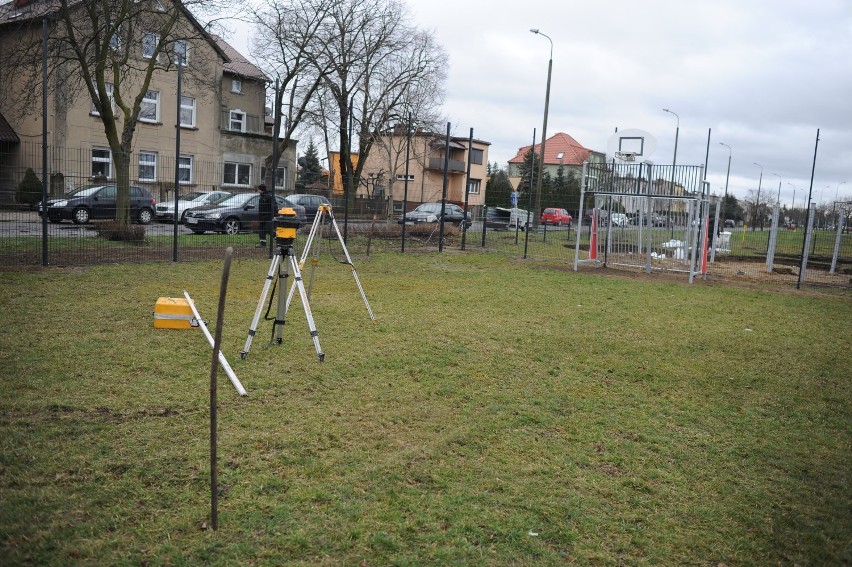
[606,129,657,162]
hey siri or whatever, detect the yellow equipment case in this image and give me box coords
[153,297,199,329]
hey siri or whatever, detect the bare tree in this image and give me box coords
[303,0,447,202]
[247,0,335,176]
[0,0,233,226]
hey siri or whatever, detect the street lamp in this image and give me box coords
[663,109,679,235]
[719,142,731,229]
[835,180,847,228]
[787,182,797,225]
[753,162,763,230]
[530,28,552,228]
[773,173,782,206]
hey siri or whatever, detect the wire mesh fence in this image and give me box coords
[1,140,849,290]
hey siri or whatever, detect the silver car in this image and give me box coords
[155,190,232,223]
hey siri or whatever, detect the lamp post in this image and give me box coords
[530,28,552,228]
[835,180,847,228]
[663,109,679,236]
[719,142,731,230]
[753,162,763,230]
[773,173,782,204]
[788,182,797,225]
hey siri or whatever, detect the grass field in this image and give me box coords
[1,251,850,565]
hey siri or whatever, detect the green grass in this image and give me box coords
[1,252,850,565]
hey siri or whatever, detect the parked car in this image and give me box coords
[540,208,572,226]
[724,219,736,228]
[155,190,231,223]
[38,184,156,225]
[609,213,629,227]
[651,213,669,227]
[284,194,332,222]
[582,208,608,225]
[184,193,306,234]
[398,202,471,228]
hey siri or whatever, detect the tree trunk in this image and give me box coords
[114,147,132,226]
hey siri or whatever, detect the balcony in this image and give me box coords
[426,157,466,173]
[220,111,265,135]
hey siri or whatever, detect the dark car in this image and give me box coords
[398,202,471,227]
[184,193,307,234]
[38,184,156,225]
[284,194,332,222]
[540,208,572,226]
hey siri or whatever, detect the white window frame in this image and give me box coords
[467,178,481,195]
[262,166,286,189]
[174,40,188,66]
[229,109,246,132]
[91,83,114,115]
[223,162,252,187]
[138,151,157,182]
[92,148,112,179]
[142,32,159,60]
[396,174,415,182]
[178,155,193,184]
[179,96,196,127]
[139,90,160,123]
[231,79,242,93]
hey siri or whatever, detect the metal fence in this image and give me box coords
[0,156,849,291]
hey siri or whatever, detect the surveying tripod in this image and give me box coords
[240,209,324,362]
[285,204,375,321]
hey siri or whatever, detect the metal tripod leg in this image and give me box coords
[240,254,281,359]
[284,207,375,321]
[327,214,375,320]
[285,208,324,310]
[282,246,325,362]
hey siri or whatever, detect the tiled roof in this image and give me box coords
[0,0,59,24]
[0,111,19,143]
[212,35,268,83]
[508,132,596,166]
[0,1,229,62]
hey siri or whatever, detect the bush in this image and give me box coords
[91,220,146,242]
[16,168,43,208]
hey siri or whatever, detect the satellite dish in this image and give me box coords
[606,129,657,162]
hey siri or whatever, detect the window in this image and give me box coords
[396,174,415,182]
[140,90,159,123]
[138,152,157,181]
[224,162,252,186]
[470,148,484,165]
[174,40,188,66]
[229,110,245,132]
[179,96,195,127]
[110,33,121,51]
[467,178,481,194]
[178,155,193,184]
[231,79,242,93]
[142,32,159,59]
[92,148,112,179]
[261,166,286,188]
[91,83,114,115]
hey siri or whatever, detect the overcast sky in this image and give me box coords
[228,0,851,206]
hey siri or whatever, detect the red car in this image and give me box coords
[540,207,573,226]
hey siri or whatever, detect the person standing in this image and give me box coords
[256,184,274,247]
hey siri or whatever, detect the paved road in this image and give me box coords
[0,211,195,238]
